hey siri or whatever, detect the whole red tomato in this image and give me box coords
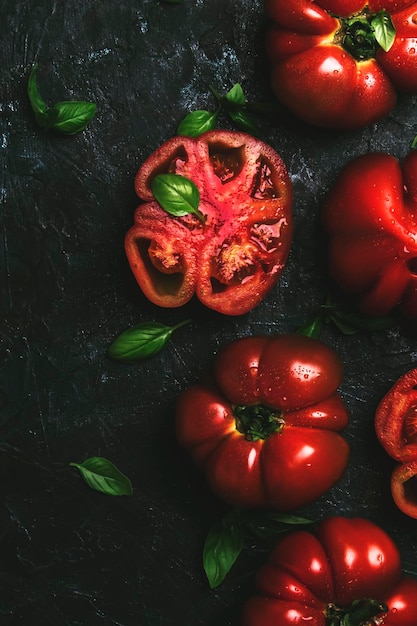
[176,334,349,511]
[375,367,417,519]
[264,0,417,129]
[124,131,292,316]
[242,516,417,626]
[322,150,417,319]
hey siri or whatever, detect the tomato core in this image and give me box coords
[233,404,284,441]
[325,598,388,626]
[337,9,378,61]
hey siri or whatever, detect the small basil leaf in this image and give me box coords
[203,520,245,588]
[177,109,218,137]
[27,65,49,127]
[372,10,396,52]
[245,511,313,540]
[227,108,259,134]
[107,319,190,362]
[297,316,323,339]
[225,83,245,105]
[259,513,313,525]
[49,101,96,135]
[151,174,206,223]
[70,457,133,496]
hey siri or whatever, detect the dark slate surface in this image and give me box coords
[1,1,417,625]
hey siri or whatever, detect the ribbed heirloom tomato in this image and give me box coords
[125,131,293,316]
[264,0,417,129]
[176,334,349,511]
[242,516,417,625]
[322,150,417,319]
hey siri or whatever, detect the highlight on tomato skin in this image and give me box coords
[175,334,350,512]
[264,0,417,129]
[375,367,417,519]
[241,516,417,626]
[124,131,293,316]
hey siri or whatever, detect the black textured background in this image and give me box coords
[1,1,417,625]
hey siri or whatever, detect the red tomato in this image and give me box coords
[175,334,349,511]
[264,0,417,129]
[242,516,417,626]
[375,368,417,518]
[322,150,417,319]
[124,131,293,316]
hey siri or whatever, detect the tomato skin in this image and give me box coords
[176,334,349,511]
[124,131,292,316]
[242,517,417,626]
[322,151,417,319]
[375,368,417,518]
[265,0,417,129]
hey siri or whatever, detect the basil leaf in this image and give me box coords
[297,316,323,338]
[107,319,190,362]
[49,101,96,135]
[177,109,218,137]
[203,519,245,588]
[70,457,133,496]
[227,109,259,134]
[372,10,396,52]
[225,83,245,105]
[151,174,206,223]
[27,64,96,135]
[27,65,49,127]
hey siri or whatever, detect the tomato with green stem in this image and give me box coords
[176,334,349,511]
[264,0,417,129]
[242,516,417,626]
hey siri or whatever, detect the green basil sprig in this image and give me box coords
[27,64,96,135]
[107,319,190,362]
[70,457,133,496]
[371,10,396,52]
[177,83,274,137]
[151,174,206,223]
[203,509,312,588]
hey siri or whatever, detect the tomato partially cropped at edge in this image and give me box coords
[125,131,293,316]
[176,334,349,511]
[375,367,417,519]
[264,0,417,129]
[242,516,417,626]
